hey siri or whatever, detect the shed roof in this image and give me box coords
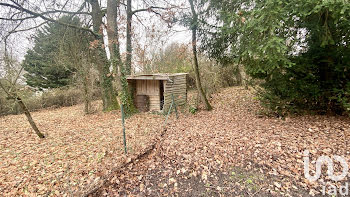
[126,73,188,81]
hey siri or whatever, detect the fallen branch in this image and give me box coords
[81,124,169,196]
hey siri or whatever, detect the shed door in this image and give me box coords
[136,80,160,111]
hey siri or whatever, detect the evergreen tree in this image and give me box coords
[202,0,350,115]
[23,16,90,90]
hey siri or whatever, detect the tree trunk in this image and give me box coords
[107,0,135,115]
[89,0,119,111]
[0,74,44,138]
[126,0,132,75]
[16,97,45,138]
[189,0,212,111]
[84,85,90,114]
[83,65,91,114]
[239,64,249,89]
[235,64,242,86]
[107,0,122,76]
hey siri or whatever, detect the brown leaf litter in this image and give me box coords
[91,87,350,196]
[0,101,167,196]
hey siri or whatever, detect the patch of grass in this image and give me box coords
[96,152,105,162]
[189,105,198,114]
[246,178,253,184]
[229,167,263,192]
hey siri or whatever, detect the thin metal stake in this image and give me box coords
[163,98,174,128]
[121,104,127,154]
[172,94,178,119]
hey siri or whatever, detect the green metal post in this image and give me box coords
[163,98,174,127]
[172,94,178,119]
[121,104,127,154]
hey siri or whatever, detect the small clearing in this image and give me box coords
[0,102,166,196]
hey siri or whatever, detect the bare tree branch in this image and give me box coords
[7,21,48,35]
[131,6,173,15]
[0,2,98,37]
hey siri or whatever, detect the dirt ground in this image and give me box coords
[91,87,350,197]
[0,101,167,196]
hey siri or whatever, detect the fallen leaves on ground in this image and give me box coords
[93,87,350,196]
[0,101,166,196]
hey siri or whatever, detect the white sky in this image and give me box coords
[1,0,192,64]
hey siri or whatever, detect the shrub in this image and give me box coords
[256,59,350,116]
[0,84,34,115]
[143,43,245,99]
[0,86,101,116]
[195,59,239,97]
[41,87,82,108]
[334,82,350,116]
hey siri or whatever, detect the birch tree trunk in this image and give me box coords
[88,0,119,111]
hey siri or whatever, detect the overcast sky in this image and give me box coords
[0,0,192,64]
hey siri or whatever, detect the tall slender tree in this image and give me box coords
[188,0,212,111]
[107,0,122,76]
[124,0,177,75]
[126,0,133,75]
[88,0,119,111]
[106,0,136,115]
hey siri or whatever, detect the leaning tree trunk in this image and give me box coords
[0,76,44,138]
[89,0,119,111]
[189,0,212,111]
[16,97,45,138]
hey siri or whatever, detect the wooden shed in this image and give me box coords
[127,73,188,112]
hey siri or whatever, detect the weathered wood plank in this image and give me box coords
[166,78,186,83]
[165,87,186,91]
[164,93,186,97]
[164,99,186,105]
[165,84,186,88]
[164,95,186,100]
[165,81,186,86]
[164,97,186,101]
[166,83,186,86]
[165,88,186,92]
